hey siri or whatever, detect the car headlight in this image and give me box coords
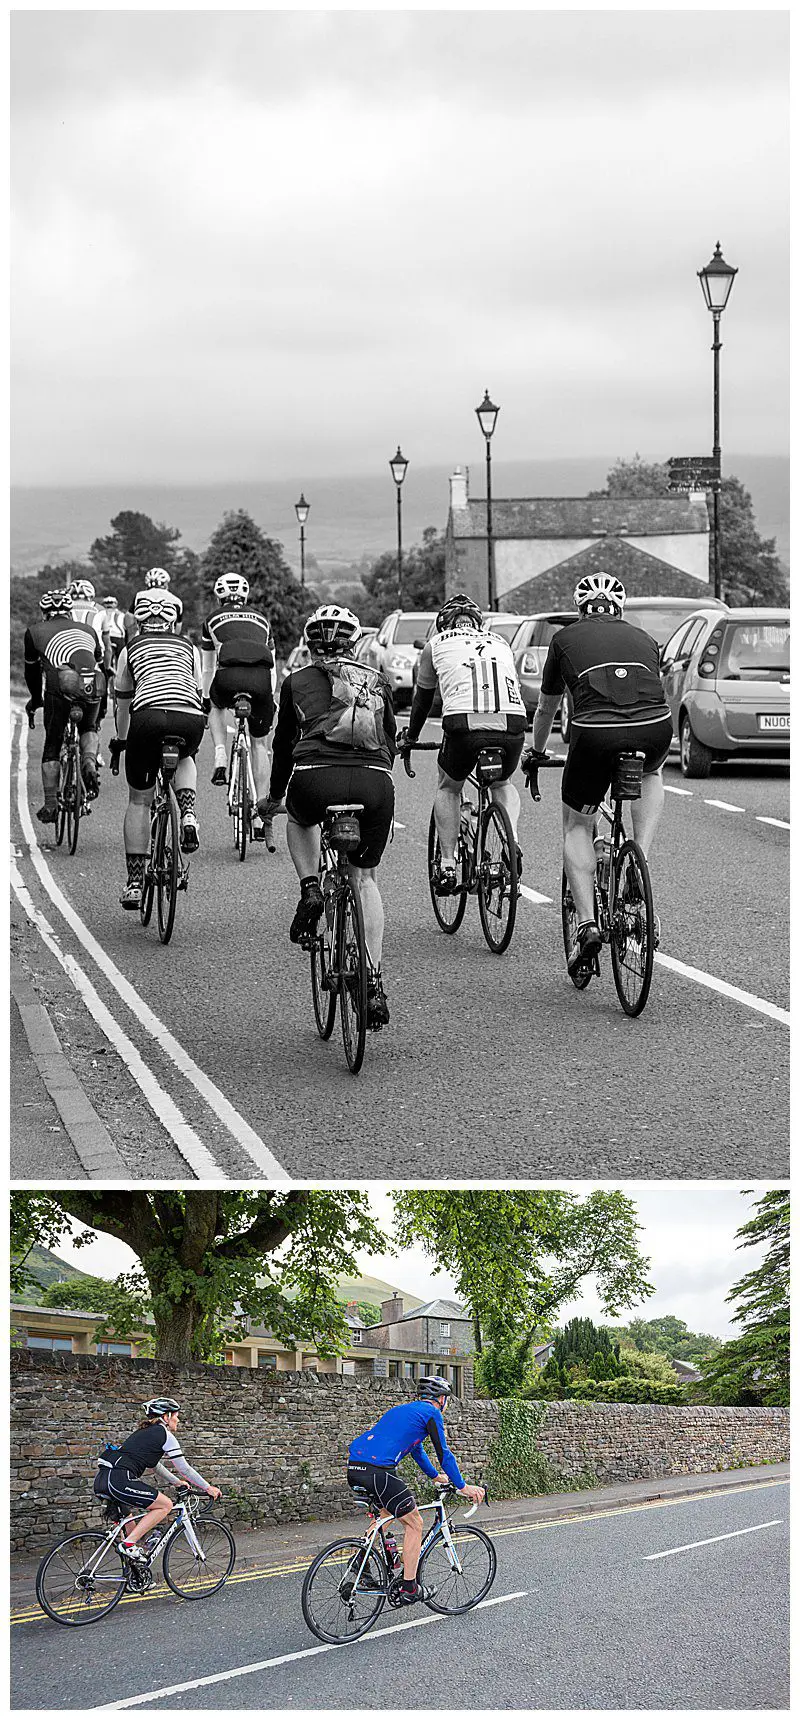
[389,654,408,670]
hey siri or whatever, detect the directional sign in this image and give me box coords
[668,477,720,493]
[668,454,721,474]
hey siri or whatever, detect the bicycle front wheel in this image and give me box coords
[301,1538,387,1644]
[610,838,654,1017]
[427,809,468,934]
[35,1531,127,1626]
[157,789,181,944]
[419,1524,497,1615]
[338,881,368,1073]
[140,818,156,926]
[478,803,518,953]
[162,1518,236,1599]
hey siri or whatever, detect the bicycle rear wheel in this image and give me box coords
[68,753,83,855]
[162,1518,236,1599]
[311,900,337,1040]
[478,803,518,953]
[140,811,157,926]
[427,809,468,933]
[561,869,593,990]
[35,1531,127,1626]
[610,838,654,1017]
[301,1538,387,1644]
[338,880,368,1074]
[55,748,69,846]
[419,1524,497,1614]
[156,790,181,944]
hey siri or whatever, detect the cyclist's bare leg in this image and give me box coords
[489,778,521,842]
[630,768,664,860]
[286,815,321,880]
[208,704,227,756]
[434,766,462,864]
[251,733,271,800]
[397,1508,423,1581]
[563,804,597,925]
[123,1492,173,1546]
[124,787,154,855]
[348,862,383,966]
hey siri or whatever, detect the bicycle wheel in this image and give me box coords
[311,892,337,1039]
[478,803,518,953]
[156,790,181,945]
[419,1524,497,1615]
[35,1531,127,1626]
[234,745,249,861]
[610,838,655,1017]
[140,814,157,926]
[68,752,83,855]
[561,869,593,991]
[427,809,468,933]
[301,1538,387,1644]
[162,1518,236,1599]
[338,881,368,1074]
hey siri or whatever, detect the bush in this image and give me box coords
[568,1377,683,1405]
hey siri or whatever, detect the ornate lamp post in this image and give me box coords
[697,243,737,600]
[389,447,409,608]
[294,493,310,588]
[475,390,500,610]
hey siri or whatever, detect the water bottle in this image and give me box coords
[322,869,336,928]
[593,835,611,893]
[460,798,477,848]
[383,1529,401,1570]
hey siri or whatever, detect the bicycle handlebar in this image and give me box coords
[400,741,439,779]
[521,751,566,801]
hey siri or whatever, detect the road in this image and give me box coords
[11,1480,789,1709]
[11,709,789,1177]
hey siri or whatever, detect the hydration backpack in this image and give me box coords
[93,1441,122,1498]
[311,656,389,752]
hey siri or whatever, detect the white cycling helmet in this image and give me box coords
[573,572,626,616]
[69,579,96,602]
[214,573,249,604]
[304,604,362,656]
[145,567,171,588]
[133,590,180,630]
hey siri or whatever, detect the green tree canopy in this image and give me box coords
[608,1314,721,1366]
[88,511,186,589]
[697,1189,789,1406]
[200,510,318,657]
[361,527,446,623]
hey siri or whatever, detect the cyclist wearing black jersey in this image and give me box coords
[201,573,276,844]
[99,1397,220,1564]
[527,572,673,974]
[24,590,105,817]
[347,1376,484,1605]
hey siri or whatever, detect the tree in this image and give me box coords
[391,1189,653,1395]
[10,1191,387,1367]
[589,454,670,500]
[38,1275,157,1356]
[201,510,318,656]
[697,1190,789,1406]
[356,1301,381,1327]
[361,527,446,623]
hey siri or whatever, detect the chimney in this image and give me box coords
[449,467,468,510]
[380,1292,404,1325]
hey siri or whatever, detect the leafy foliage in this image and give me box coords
[697,1190,789,1406]
[360,527,446,624]
[568,1376,682,1404]
[200,510,318,657]
[355,1301,381,1327]
[485,1399,597,1498]
[608,1314,721,1366]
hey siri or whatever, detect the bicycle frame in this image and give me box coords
[348,1491,477,1594]
[228,714,258,818]
[88,1497,208,1583]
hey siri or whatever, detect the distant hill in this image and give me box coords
[15,1246,90,1295]
[336,1275,425,1314]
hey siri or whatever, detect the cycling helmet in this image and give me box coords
[436,593,484,633]
[68,579,96,602]
[304,604,362,655]
[142,1397,181,1418]
[144,567,171,588]
[133,590,180,630]
[417,1375,452,1401]
[102,594,118,607]
[214,573,249,604]
[573,572,626,616]
[39,589,73,614]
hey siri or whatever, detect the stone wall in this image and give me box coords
[10,1350,787,1552]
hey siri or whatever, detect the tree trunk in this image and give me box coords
[152,1298,199,1367]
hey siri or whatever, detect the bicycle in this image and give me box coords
[227,692,259,861]
[306,804,370,1075]
[34,1488,236,1627]
[27,700,91,856]
[526,749,656,1017]
[301,1482,495,1645]
[111,735,190,944]
[403,742,519,954]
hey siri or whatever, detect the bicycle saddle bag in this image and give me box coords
[330,812,361,850]
[161,739,182,772]
[57,664,103,705]
[233,693,252,719]
[475,748,504,784]
[612,752,645,800]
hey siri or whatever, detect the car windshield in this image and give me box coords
[485,618,522,642]
[719,622,790,680]
[394,618,432,644]
[627,607,703,647]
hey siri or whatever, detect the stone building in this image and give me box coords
[365,1293,475,1360]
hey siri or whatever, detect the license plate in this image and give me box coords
[758,714,789,731]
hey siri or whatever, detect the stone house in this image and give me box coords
[364,1293,475,1361]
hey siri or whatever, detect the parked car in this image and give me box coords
[409,611,533,717]
[659,604,790,776]
[559,593,729,742]
[280,641,312,681]
[359,610,437,707]
[353,627,378,662]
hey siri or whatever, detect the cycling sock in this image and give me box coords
[300,875,320,894]
[214,745,227,765]
[175,787,196,817]
[126,853,146,886]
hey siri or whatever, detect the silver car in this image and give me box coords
[360,610,437,707]
[660,605,790,776]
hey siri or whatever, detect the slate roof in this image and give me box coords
[395,1298,468,1323]
[449,496,706,540]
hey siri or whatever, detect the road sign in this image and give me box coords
[668,454,721,475]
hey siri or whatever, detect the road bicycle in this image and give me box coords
[34,1489,236,1627]
[306,804,370,1075]
[301,1482,496,1645]
[28,699,93,856]
[403,742,520,953]
[227,692,259,861]
[112,735,190,943]
[526,749,656,1016]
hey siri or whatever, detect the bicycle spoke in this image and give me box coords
[427,809,469,933]
[420,1525,496,1615]
[302,1540,386,1644]
[478,803,518,953]
[162,1519,236,1598]
[610,839,655,1016]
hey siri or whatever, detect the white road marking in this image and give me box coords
[10,859,222,1178]
[664,784,693,796]
[520,883,553,905]
[394,821,406,830]
[653,953,789,1026]
[94,1590,528,1708]
[757,816,790,830]
[705,798,745,812]
[15,718,288,1179]
[644,1520,783,1561]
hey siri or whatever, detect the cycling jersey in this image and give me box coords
[201,605,275,671]
[24,619,102,700]
[416,628,524,719]
[111,1423,208,1489]
[71,601,108,655]
[541,615,670,728]
[115,634,202,716]
[269,664,396,799]
[348,1400,465,1489]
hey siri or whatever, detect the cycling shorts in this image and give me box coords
[439,714,526,785]
[42,688,101,763]
[287,764,395,868]
[106,1467,159,1510]
[125,707,205,791]
[346,1461,417,1519]
[563,715,674,814]
[210,665,274,737]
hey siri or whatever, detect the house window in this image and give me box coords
[451,1367,460,1395]
[25,1335,72,1352]
[351,1329,362,1345]
[258,1353,278,1369]
[388,1360,400,1378]
[341,1360,356,1376]
[96,1342,132,1357]
[404,1362,415,1379]
[439,1323,450,1337]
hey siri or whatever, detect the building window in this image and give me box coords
[388,1360,400,1378]
[439,1323,450,1337]
[351,1329,362,1345]
[25,1335,72,1352]
[404,1362,415,1379]
[341,1360,356,1376]
[96,1342,132,1357]
[258,1353,278,1369]
[451,1367,460,1395]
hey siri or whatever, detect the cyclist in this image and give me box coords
[23,589,105,818]
[97,1397,220,1564]
[69,577,112,755]
[101,593,136,678]
[201,573,276,844]
[347,1375,484,1606]
[526,572,673,975]
[141,566,184,631]
[110,589,205,908]
[258,604,396,1028]
[398,593,526,891]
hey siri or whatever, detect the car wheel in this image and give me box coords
[560,692,571,743]
[680,713,713,779]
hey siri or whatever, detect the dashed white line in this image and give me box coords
[644,1520,782,1561]
[664,784,693,796]
[757,816,790,830]
[654,953,789,1026]
[705,798,745,812]
[521,883,553,905]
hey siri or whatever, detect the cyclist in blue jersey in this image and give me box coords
[347,1375,484,1605]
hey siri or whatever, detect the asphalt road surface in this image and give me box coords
[11,1481,789,1710]
[11,709,789,1177]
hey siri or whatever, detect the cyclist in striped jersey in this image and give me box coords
[110,591,204,909]
[24,590,105,819]
[398,594,526,892]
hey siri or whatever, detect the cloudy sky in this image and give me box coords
[11,8,788,487]
[51,1184,772,1342]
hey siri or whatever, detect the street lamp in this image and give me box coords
[475,390,500,610]
[697,242,737,600]
[294,493,310,588]
[389,446,409,608]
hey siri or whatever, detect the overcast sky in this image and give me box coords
[50,1184,773,1342]
[10,8,788,486]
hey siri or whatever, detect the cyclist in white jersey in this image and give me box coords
[399,594,526,891]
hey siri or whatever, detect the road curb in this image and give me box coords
[10,956,129,1178]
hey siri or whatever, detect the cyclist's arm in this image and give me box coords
[410,1443,440,1480]
[114,649,134,741]
[161,1430,217,1494]
[23,632,43,705]
[268,677,299,801]
[191,644,203,695]
[383,689,397,762]
[405,642,436,743]
[424,1409,466,1490]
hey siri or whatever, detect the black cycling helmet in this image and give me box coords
[436,593,484,633]
[142,1397,181,1417]
[417,1375,452,1401]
